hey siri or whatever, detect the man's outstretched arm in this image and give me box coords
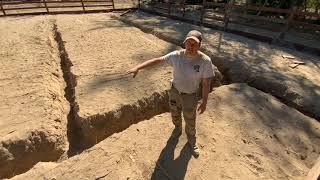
[127,58,164,78]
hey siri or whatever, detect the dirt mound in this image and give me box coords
[0,16,69,178]
[12,84,320,180]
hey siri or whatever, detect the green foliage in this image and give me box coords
[248,0,319,9]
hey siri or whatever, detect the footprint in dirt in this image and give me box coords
[245,154,265,175]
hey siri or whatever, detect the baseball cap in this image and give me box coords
[183,30,202,44]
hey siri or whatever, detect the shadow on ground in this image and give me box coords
[151,130,192,180]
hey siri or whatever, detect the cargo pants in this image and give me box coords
[169,85,199,146]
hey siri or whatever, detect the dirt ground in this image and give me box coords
[55,13,173,117]
[1,12,320,179]
[0,16,69,178]
[54,13,174,149]
[12,84,320,180]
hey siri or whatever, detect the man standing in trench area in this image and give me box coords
[127,30,214,157]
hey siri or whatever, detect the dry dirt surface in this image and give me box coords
[12,84,320,180]
[0,16,69,178]
[0,12,221,177]
[54,13,221,149]
[54,13,173,149]
[1,12,319,179]
[119,11,320,120]
[55,13,173,117]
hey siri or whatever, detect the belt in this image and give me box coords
[172,85,196,95]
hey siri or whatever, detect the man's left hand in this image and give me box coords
[197,102,207,114]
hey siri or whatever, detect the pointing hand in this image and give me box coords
[126,67,139,78]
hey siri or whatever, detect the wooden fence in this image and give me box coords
[140,0,320,39]
[202,1,320,37]
[145,0,186,16]
[1,0,319,40]
[0,0,115,16]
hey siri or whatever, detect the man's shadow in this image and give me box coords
[151,130,192,180]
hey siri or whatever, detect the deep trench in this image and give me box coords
[53,24,83,156]
[53,23,170,156]
[53,15,318,159]
[117,15,320,121]
[4,13,316,179]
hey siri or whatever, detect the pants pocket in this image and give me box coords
[169,99,178,111]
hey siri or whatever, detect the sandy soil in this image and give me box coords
[54,13,221,149]
[55,13,174,117]
[119,11,320,120]
[54,13,174,149]
[0,16,69,178]
[12,84,320,180]
[1,12,319,179]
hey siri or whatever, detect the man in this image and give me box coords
[127,30,214,157]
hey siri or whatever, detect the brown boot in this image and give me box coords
[190,143,200,158]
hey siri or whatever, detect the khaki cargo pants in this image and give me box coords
[169,85,199,146]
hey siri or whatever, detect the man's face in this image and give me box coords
[185,38,200,54]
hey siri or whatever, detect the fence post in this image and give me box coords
[279,6,297,39]
[244,0,248,16]
[223,0,233,31]
[200,0,206,25]
[168,0,171,15]
[80,0,85,12]
[1,0,6,16]
[151,0,155,10]
[182,0,185,17]
[111,0,114,10]
[43,0,49,13]
[224,0,235,31]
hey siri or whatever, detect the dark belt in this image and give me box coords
[171,84,197,95]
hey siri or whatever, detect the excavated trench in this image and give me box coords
[117,15,320,121]
[1,18,175,179]
[52,18,225,157]
[53,23,171,156]
[53,15,317,158]
[53,23,82,155]
[11,14,317,179]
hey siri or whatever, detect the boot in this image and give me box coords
[190,143,200,158]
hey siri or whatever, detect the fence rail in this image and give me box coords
[202,1,320,32]
[147,0,185,17]
[0,0,114,15]
[140,0,319,39]
[1,0,319,40]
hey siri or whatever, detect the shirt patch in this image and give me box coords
[193,65,200,72]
